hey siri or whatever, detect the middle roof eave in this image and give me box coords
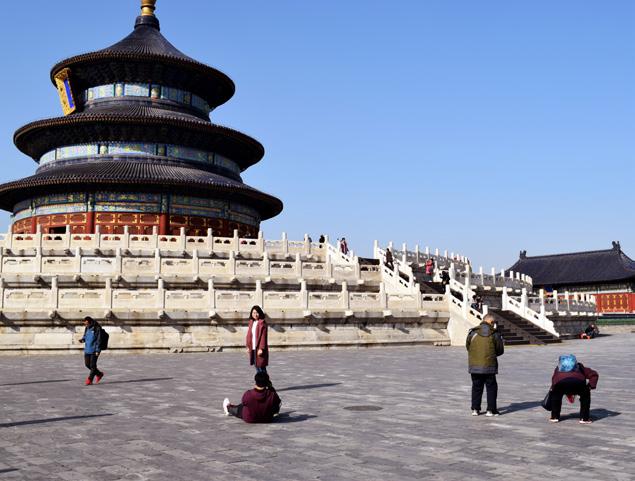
[13,107,264,169]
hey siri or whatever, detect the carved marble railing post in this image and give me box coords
[539,289,546,316]
[300,280,308,309]
[565,290,570,312]
[379,282,387,308]
[5,227,13,250]
[415,244,420,264]
[154,248,161,275]
[51,276,59,309]
[521,288,528,317]
[449,262,456,281]
[64,225,71,249]
[232,229,239,253]
[179,227,186,251]
[341,281,349,309]
[353,255,361,279]
[156,278,164,309]
[115,247,122,273]
[263,250,271,277]
[553,290,559,312]
[401,242,407,265]
[228,251,236,276]
[208,279,216,310]
[282,232,289,256]
[123,225,130,249]
[35,224,42,248]
[257,230,264,254]
[35,247,42,274]
[303,234,311,256]
[255,280,263,307]
[205,228,214,253]
[74,247,82,273]
[95,225,101,249]
[501,286,508,310]
[104,278,112,309]
[294,253,302,278]
[0,278,5,309]
[192,249,199,276]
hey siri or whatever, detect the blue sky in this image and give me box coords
[0,0,633,270]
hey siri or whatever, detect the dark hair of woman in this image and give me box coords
[250,305,265,321]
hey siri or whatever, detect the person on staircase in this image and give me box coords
[385,247,394,271]
[466,314,504,416]
[548,354,598,424]
[425,258,434,279]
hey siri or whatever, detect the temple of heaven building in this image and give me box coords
[0,0,282,237]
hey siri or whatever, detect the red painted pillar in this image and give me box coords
[159,213,169,235]
[86,211,95,234]
[30,216,37,234]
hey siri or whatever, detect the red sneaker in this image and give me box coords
[95,373,104,384]
[85,377,93,386]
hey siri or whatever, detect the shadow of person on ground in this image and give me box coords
[105,377,173,385]
[277,382,341,392]
[0,379,72,386]
[0,413,113,428]
[557,408,621,423]
[499,400,542,414]
[0,469,19,474]
[275,411,317,423]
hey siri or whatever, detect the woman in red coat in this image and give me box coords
[246,305,269,373]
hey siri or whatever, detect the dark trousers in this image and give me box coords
[84,354,103,381]
[471,373,498,412]
[228,404,244,419]
[551,379,591,421]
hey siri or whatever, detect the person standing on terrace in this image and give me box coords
[246,305,269,374]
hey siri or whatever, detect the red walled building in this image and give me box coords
[508,242,635,314]
[0,1,282,237]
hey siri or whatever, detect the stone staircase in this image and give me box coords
[490,308,561,346]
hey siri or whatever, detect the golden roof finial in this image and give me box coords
[141,0,157,16]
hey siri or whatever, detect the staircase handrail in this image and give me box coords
[502,288,559,337]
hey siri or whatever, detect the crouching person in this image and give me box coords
[550,354,599,424]
[223,372,281,423]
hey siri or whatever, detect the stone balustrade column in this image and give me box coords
[521,288,528,316]
[304,234,310,256]
[51,276,59,309]
[192,249,199,276]
[232,229,239,253]
[300,280,308,309]
[415,244,420,264]
[353,255,361,279]
[123,225,131,249]
[179,227,186,251]
[206,228,214,253]
[157,278,165,309]
[341,281,350,309]
[263,250,270,277]
[373,240,379,259]
[295,253,302,278]
[36,224,42,249]
[95,225,101,249]
[6,227,13,250]
[565,290,570,311]
[35,247,42,274]
[479,266,484,285]
[539,289,546,316]
[104,278,112,309]
[64,225,71,249]
[282,232,288,256]
[208,279,216,310]
[449,262,456,281]
[228,251,236,276]
[0,278,5,309]
[115,247,122,274]
[425,246,430,256]
[257,230,264,254]
[501,286,508,310]
[75,247,82,273]
[402,243,407,265]
[154,248,161,275]
[379,282,387,308]
[553,290,559,312]
[255,280,263,307]
[434,248,439,257]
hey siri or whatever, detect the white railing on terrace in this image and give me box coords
[451,264,532,291]
[0,278,450,315]
[0,227,328,259]
[515,289,596,316]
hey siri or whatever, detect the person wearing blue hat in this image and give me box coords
[549,354,599,424]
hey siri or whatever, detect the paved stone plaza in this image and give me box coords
[1,335,633,481]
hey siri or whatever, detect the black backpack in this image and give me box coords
[99,327,109,351]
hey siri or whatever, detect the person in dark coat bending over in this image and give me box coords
[466,314,504,416]
[223,372,281,423]
[549,354,598,424]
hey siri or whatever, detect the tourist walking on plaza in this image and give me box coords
[385,247,394,270]
[548,354,598,424]
[466,314,504,416]
[79,316,105,385]
[223,372,281,423]
[246,305,269,374]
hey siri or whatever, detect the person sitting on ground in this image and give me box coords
[580,323,599,340]
[223,372,281,423]
[549,354,598,424]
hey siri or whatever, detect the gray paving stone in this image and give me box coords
[0,334,633,480]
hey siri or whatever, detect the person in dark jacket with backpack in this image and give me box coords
[223,372,281,423]
[79,316,104,385]
[549,354,598,424]
[466,314,504,416]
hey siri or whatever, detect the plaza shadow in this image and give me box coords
[0,468,19,474]
[277,382,341,392]
[0,379,71,386]
[275,411,317,423]
[558,408,621,423]
[105,377,173,385]
[0,413,113,428]
[500,400,542,414]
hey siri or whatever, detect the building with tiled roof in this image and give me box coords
[0,0,282,236]
[508,242,635,313]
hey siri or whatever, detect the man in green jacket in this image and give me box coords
[466,314,504,416]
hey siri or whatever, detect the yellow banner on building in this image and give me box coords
[53,68,76,115]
